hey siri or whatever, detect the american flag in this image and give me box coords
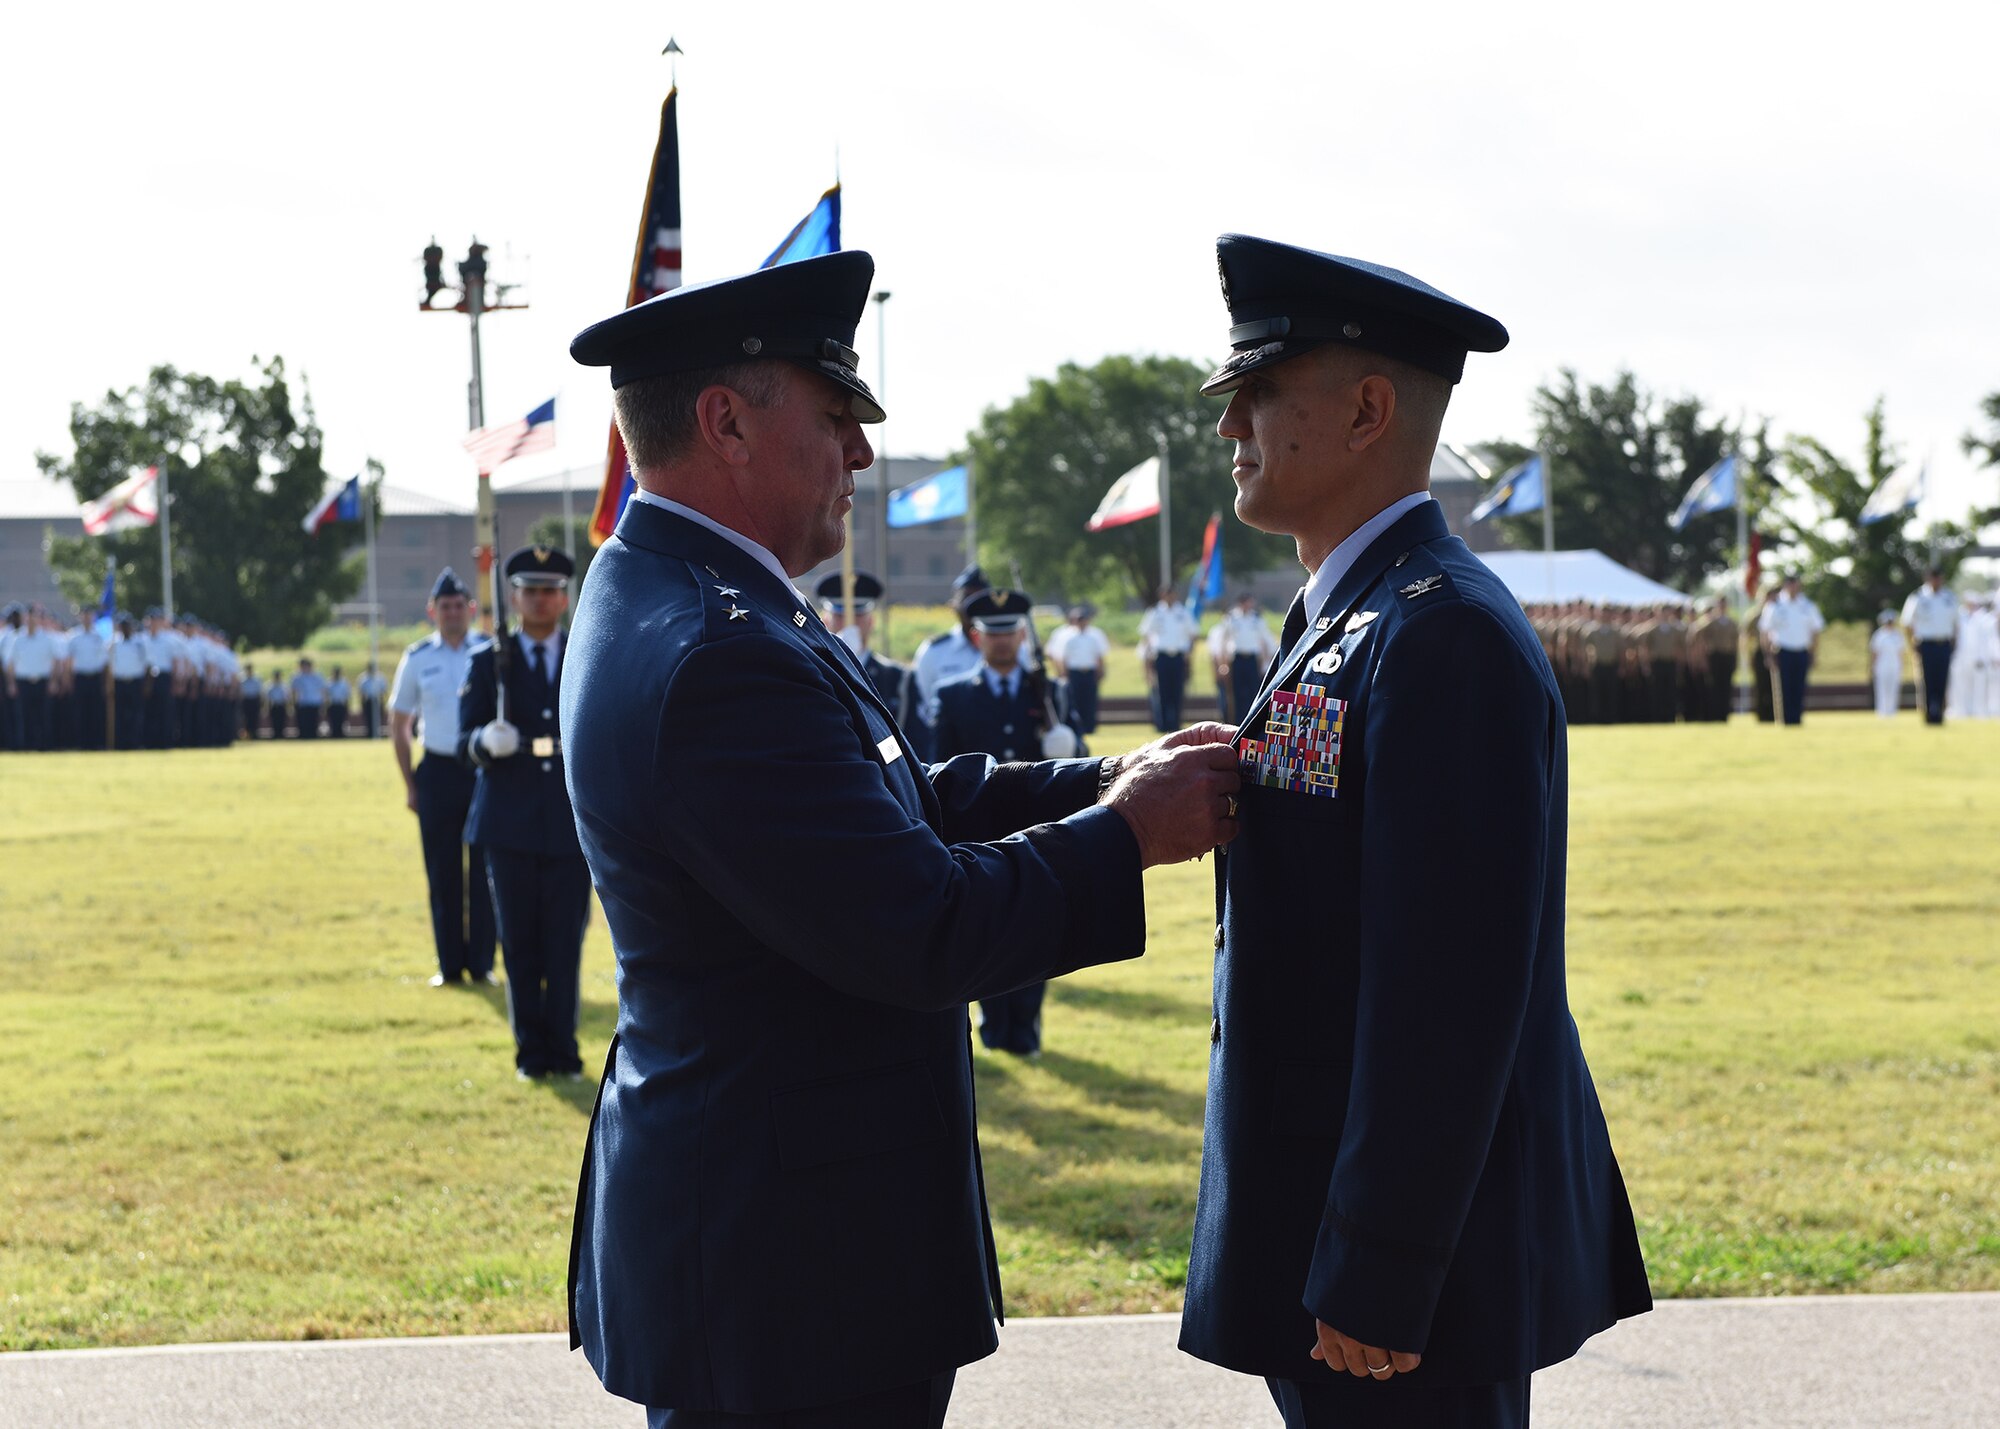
[590,86,682,545]
[464,398,556,475]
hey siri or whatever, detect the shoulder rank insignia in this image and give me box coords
[713,585,741,598]
[1345,610,1379,634]
[726,604,750,622]
[1398,574,1445,598]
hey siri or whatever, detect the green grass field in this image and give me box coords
[3,715,1997,1349]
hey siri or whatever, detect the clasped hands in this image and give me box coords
[1099,721,1241,867]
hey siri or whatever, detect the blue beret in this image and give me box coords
[815,571,884,611]
[965,588,1032,631]
[431,566,471,601]
[570,251,884,423]
[504,544,574,587]
[1201,234,1508,393]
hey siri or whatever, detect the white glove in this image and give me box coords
[478,719,520,759]
[1040,723,1080,759]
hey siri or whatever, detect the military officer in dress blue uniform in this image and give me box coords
[908,565,989,760]
[932,588,1087,1059]
[815,570,910,720]
[458,545,591,1081]
[560,250,1240,1428]
[389,569,497,988]
[1177,235,1650,1429]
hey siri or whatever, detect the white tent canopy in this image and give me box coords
[1474,549,1688,606]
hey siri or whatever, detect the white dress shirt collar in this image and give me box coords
[632,488,803,600]
[1304,492,1435,626]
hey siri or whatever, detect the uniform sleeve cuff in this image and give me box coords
[1302,1207,1452,1355]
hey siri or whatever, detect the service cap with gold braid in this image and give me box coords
[504,544,574,589]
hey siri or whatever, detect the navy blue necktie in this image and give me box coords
[529,642,546,684]
[1277,589,1309,662]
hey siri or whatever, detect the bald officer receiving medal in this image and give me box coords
[1178,236,1650,1429]
[560,251,1240,1428]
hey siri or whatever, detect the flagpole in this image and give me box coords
[103,555,117,750]
[965,463,977,568]
[157,461,175,619]
[1156,433,1173,592]
[365,479,381,676]
[1540,445,1554,600]
[1733,449,1748,715]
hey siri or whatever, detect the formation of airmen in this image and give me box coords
[1,601,248,750]
[1524,600,1740,724]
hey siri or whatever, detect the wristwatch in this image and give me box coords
[1096,755,1123,802]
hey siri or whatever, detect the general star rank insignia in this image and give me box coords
[726,605,750,622]
[714,585,741,598]
[1399,574,1445,598]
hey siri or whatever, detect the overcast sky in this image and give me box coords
[5,0,1996,533]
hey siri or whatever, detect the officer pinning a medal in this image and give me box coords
[458,544,590,1082]
[561,249,1239,1429]
[389,568,498,989]
[1177,235,1650,1429]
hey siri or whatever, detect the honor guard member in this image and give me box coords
[1140,584,1199,729]
[1221,592,1279,726]
[1044,605,1109,733]
[327,667,352,738]
[815,570,910,717]
[1180,235,1650,1429]
[1870,611,1905,717]
[110,614,148,748]
[390,568,497,988]
[240,666,265,739]
[562,250,1239,1427]
[932,587,1087,1058]
[5,606,59,751]
[1758,574,1823,725]
[1900,568,1959,725]
[909,564,990,760]
[358,662,388,738]
[458,544,590,1081]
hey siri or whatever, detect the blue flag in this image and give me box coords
[1186,513,1224,614]
[763,185,841,268]
[95,560,116,638]
[887,465,969,527]
[1469,456,1544,523]
[1669,455,1738,530]
[1859,462,1925,526]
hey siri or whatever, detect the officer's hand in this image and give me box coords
[1152,721,1237,751]
[404,780,419,815]
[478,719,520,759]
[1101,741,1240,867]
[1310,1320,1420,1380]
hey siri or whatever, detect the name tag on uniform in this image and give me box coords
[531,736,556,758]
[1238,686,1346,798]
[877,734,903,764]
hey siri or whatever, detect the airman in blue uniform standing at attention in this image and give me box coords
[1177,235,1650,1429]
[459,545,590,1081]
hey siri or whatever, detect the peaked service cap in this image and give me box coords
[964,588,1032,632]
[504,545,575,588]
[815,571,884,612]
[1201,234,1508,394]
[570,250,885,423]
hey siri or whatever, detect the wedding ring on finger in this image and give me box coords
[1367,1362,1392,1376]
[1224,794,1238,819]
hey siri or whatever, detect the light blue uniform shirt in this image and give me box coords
[390,631,488,755]
[290,672,328,707]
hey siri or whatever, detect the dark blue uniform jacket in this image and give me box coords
[931,665,1079,763]
[560,499,1145,1413]
[1180,499,1650,1386]
[456,633,580,859]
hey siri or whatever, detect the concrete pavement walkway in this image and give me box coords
[3,1294,1994,1427]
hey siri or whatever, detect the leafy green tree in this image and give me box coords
[1476,369,1747,591]
[1772,399,1982,622]
[1965,391,2000,471]
[960,354,1295,605]
[39,360,363,647]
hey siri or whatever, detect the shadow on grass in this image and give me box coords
[1046,980,1211,1024]
[465,981,618,1115]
